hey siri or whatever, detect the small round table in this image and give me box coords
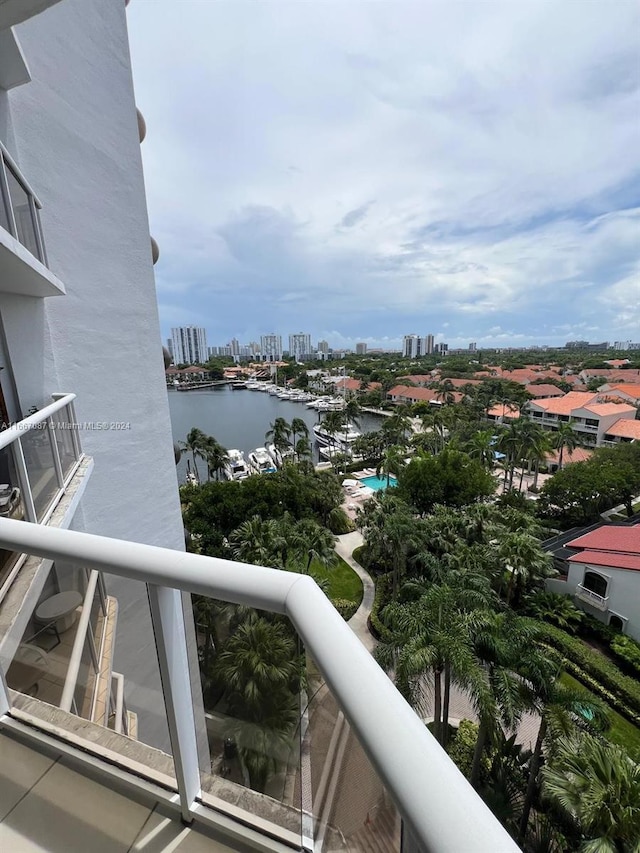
[35,590,83,635]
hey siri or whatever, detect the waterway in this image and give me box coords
[168,386,382,481]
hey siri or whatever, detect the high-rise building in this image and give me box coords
[435,342,449,355]
[356,342,367,355]
[260,332,282,361]
[425,334,435,354]
[166,337,174,360]
[317,339,329,354]
[171,326,208,364]
[469,342,477,352]
[288,332,312,360]
[403,334,425,358]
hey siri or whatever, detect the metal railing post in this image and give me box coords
[147,584,201,822]
[12,439,37,522]
[47,417,64,488]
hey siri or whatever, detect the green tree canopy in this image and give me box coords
[397,449,495,515]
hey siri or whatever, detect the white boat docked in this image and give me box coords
[312,421,361,451]
[224,449,251,481]
[248,447,278,475]
[184,460,200,486]
[266,443,295,468]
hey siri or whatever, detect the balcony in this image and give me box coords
[0,143,65,297]
[0,518,519,853]
[576,584,609,611]
[0,393,92,601]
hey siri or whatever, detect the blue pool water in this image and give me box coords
[360,474,397,491]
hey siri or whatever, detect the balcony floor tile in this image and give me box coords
[0,736,58,821]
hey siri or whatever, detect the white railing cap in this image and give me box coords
[0,393,76,450]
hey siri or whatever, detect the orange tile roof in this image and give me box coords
[487,403,520,419]
[604,384,640,402]
[582,402,636,416]
[388,385,462,403]
[604,419,640,440]
[545,447,593,466]
[526,384,565,398]
[528,392,598,415]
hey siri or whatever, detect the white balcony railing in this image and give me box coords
[0,517,519,853]
[0,142,47,264]
[576,584,609,611]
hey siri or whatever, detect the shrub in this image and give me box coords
[367,573,394,642]
[526,619,640,723]
[352,545,368,567]
[610,635,640,678]
[447,719,479,778]
[331,598,359,621]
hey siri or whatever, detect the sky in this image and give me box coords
[127,0,640,352]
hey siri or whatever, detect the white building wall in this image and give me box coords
[2,0,188,749]
[559,562,640,641]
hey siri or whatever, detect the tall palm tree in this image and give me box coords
[518,670,608,841]
[435,379,456,406]
[265,417,291,457]
[376,444,405,487]
[321,410,346,468]
[295,436,312,464]
[343,396,362,429]
[213,614,300,792]
[203,435,227,481]
[292,518,337,575]
[552,421,581,471]
[290,417,309,460]
[541,733,640,851]
[179,427,207,480]
[498,531,555,606]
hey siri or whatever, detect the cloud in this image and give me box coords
[128,0,640,348]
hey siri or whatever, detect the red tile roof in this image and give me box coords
[388,385,462,403]
[528,392,599,415]
[567,526,640,555]
[487,403,520,419]
[602,384,640,403]
[582,402,636,416]
[545,447,593,466]
[605,419,640,440]
[335,378,382,392]
[568,550,640,572]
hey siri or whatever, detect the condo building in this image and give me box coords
[171,325,208,365]
[0,3,517,852]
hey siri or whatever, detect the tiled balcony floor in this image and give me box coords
[0,732,235,852]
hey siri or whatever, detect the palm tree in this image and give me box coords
[292,518,337,575]
[265,417,291,457]
[179,427,207,480]
[213,615,300,792]
[515,421,549,492]
[203,436,227,481]
[464,429,496,470]
[230,516,285,567]
[541,733,640,851]
[321,410,346,468]
[343,396,362,429]
[552,421,581,471]
[498,531,555,606]
[518,670,609,841]
[435,379,456,406]
[290,417,309,460]
[295,436,312,463]
[376,444,405,487]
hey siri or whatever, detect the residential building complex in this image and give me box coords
[525,392,636,446]
[402,334,437,358]
[259,332,283,361]
[171,325,208,364]
[356,342,367,355]
[288,332,312,360]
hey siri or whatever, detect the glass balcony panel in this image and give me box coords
[194,602,303,845]
[20,426,59,520]
[5,164,40,259]
[304,654,401,853]
[0,565,177,788]
[0,444,26,588]
[52,406,78,479]
[0,170,10,234]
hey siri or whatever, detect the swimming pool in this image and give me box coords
[360,474,397,491]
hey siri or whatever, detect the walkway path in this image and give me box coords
[335,531,376,653]
[333,532,542,747]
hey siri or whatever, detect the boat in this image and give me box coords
[248,447,277,475]
[312,421,361,451]
[223,449,251,481]
[266,443,294,468]
[184,459,199,486]
[268,386,280,395]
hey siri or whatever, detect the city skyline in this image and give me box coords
[128,1,639,352]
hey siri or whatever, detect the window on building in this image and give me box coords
[583,570,608,598]
[609,614,624,632]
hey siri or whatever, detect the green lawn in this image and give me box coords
[560,672,640,758]
[310,556,364,606]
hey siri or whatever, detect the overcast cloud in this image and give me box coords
[127,0,640,350]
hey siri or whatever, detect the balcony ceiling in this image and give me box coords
[0,227,65,297]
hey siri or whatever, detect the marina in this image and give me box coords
[168,385,383,483]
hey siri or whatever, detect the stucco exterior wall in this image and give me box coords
[564,562,640,641]
[1,0,186,749]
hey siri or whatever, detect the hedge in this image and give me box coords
[610,635,640,678]
[331,598,360,621]
[367,572,394,643]
[526,619,640,725]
